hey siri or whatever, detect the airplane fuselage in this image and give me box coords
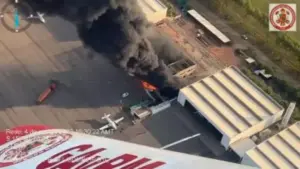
[105,117,117,130]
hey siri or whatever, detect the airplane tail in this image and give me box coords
[37,12,46,23]
[102,114,110,120]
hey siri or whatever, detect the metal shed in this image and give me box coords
[241,122,300,169]
[177,66,284,149]
[187,9,231,44]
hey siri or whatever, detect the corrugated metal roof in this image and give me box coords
[187,9,230,43]
[245,122,300,169]
[138,0,167,15]
[179,66,283,138]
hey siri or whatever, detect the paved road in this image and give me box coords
[0,14,147,130]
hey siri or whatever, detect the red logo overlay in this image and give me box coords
[0,133,71,168]
[37,144,166,169]
[269,4,296,31]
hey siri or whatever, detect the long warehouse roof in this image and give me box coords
[137,0,167,15]
[187,9,230,43]
[179,66,283,138]
[245,122,300,169]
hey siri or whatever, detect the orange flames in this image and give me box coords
[141,81,157,91]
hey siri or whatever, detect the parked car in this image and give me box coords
[241,34,248,40]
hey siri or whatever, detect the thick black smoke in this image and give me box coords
[25,0,181,94]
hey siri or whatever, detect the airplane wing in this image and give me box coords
[114,117,124,124]
[99,124,111,131]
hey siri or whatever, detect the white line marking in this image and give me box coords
[161,133,201,149]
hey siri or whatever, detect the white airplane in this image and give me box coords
[27,12,46,23]
[13,0,46,23]
[99,114,124,131]
[0,127,258,169]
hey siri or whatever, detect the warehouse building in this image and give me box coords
[137,0,168,24]
[187,9,231,45]
[241,122,300,169]
[177,66,284,149]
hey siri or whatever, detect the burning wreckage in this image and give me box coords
[25,0,190,100]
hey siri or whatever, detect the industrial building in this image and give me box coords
[168,58,197,79]
[187,9,231,45]
[137,0,168,24]
[177,66,284,149]
[241,122,300,169]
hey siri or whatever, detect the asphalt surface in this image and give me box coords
[144,102,222,156]
[0,11,198,155]
[143,102,240,162]
[0,14,147,130]
[0,5,239,162]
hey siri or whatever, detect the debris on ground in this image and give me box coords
[122,92,129,98]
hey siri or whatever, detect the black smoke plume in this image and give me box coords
[24,0,181,96]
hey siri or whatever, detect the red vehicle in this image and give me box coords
[36,80,58,104]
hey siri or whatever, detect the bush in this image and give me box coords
[241,66,300,119]
[241,67,286,107]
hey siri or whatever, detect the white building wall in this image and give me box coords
[147,8,167,24]
[177,89,284,149]
[137,0,168,24]
[221,135,230,148]
[177,91,186,106]
[241,154,258,168]
[178,92,229,147]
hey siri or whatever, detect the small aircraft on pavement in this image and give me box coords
[13,0,46,23]
[27,12,46,23]
[99,114,124,131]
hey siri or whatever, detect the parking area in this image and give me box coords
[0,14,208,155]
[0,15,147,131]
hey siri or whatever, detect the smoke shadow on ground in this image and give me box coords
[42,16,80,42]
[0,46,149,111]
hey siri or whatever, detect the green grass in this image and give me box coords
[251,0,300,44]
[212,0,300,74]
[241,67,300,121]
[210,0,300,120]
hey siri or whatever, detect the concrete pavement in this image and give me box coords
[0,14,147,130]
[142,102,227,157]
